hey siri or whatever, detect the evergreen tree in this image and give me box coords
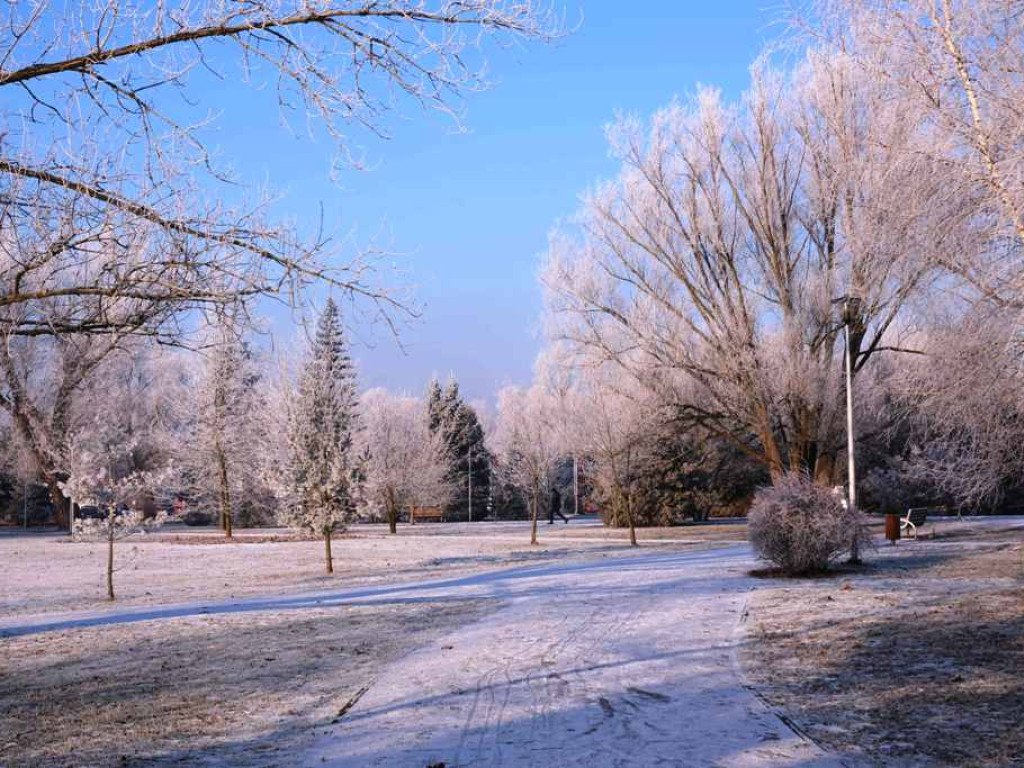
[281,298,360,573]
[427,378,491,520]
[426,377,445,435]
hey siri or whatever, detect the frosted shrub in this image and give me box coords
[748,474,868,574]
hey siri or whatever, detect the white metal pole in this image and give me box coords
[845,321,857,511]
[845,314,860,563]
[468,447,473,523]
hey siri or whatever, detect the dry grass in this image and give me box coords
[534,520,750,542]
[0,519,744,766]
[0,599,492,767]
[0,521,731,619]
[743,531,1024,767]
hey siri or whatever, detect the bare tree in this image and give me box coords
[885,305,1024,508]
[0,331,127,527]
[490,382,564,545]
[178,324,275,537]
[543,54,950,491]
[62,349,178,600]
[794,0,1024,507]
[0,1,557,529]
[806,0,1024,306]
[562,361,663,546]
[68,460,168,602]
[0,1,559,337]
[360,387,455,533]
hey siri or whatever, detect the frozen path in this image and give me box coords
[304,544,846,768]
[0,543,847,766]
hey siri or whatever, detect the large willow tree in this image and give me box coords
[544,54,963,483]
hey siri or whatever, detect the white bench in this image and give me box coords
[901,508,928,539]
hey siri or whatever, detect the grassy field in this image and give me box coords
[0,518,730,767]
[742,519,1024,767]
[0,518,741,617]
[5,517,1021,766]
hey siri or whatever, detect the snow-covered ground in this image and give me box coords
[1,519,831,767]
[743,516,1024,767]
[0,518,739,619]
[4,517,1020,767]
[300,544,841,768]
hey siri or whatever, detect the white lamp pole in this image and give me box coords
[845,315,857,512]
[843,295,861,562]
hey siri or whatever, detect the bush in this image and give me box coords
[748,473,869,574]
[182,510,214,526]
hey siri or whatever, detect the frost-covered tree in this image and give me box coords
[0,2,559,346]
[360,388,454,533]
[807,0,1024,304]
[63,353,175,600]
[0,1,559,537]
[491,383,564,545]
[543,54,954,491]
[564,365,664,546]
[183,326,274,536]
[0,334,187,529]
[68,457,167,602]
[280,298,360,574]
[0,333,125,528]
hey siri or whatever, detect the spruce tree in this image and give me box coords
[426,377,445,435]
[282,298,360,573]
[427,378,491,520]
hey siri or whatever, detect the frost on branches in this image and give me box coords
[280,298,361,574]
[182,325,275,536]
[65,438,167,601]
[491,383,565,545]
[360,389,455,534]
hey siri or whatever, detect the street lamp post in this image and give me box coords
[841,295,862,563]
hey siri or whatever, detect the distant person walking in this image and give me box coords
[548,487,568,524]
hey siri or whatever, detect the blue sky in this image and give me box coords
[213,1,784,401]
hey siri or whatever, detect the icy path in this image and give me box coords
[304,545,845,768]
[1,543,847,766]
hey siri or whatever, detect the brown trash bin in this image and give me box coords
[885,512,901,544]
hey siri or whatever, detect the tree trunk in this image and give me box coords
[386,489,398,534]
[813,452,836,486]
[626,491,638,547]
[324,531,334,574]
[213,430,232,538]
[530,493,539,546]
[106,529,116,601]
[756,405,786,479]
[45,476,71,531]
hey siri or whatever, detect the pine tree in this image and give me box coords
[281,298,360,573]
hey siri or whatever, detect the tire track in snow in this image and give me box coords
[303,545,854,767]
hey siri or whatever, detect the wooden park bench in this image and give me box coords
[410,505,444,524]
